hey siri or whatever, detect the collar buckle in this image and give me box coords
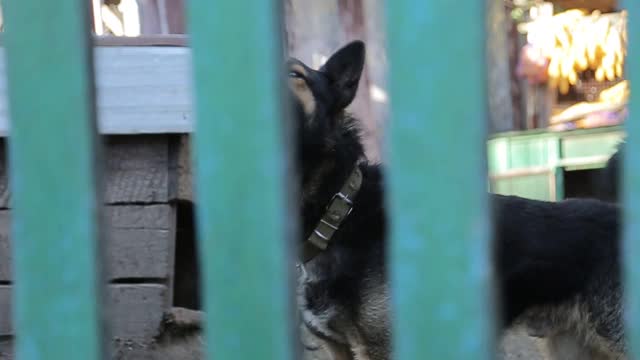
[302,164,363,263]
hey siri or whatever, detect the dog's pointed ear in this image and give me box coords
[321,41,365,111]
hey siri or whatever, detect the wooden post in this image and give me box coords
[137,0,162,34]
[2,0,104,359]
[385,0,493,358]
[623,1,640,357]
[186,1,293,359]
[165,0,185,34]
[487,0,515,133]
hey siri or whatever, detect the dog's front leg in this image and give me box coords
[344,328,371,360]
[301,322,354,360]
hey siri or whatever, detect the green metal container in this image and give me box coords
[488,125,625,201]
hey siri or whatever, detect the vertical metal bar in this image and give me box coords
[623,1,640,357]
[385,1,493,359]
[3,1,103,359]
[186,2,293,360]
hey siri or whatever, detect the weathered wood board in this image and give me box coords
[0,136,175,208]
[0,134,182,350]
[0,284,167,340]
[0,213,8,282]
[108,284,169,340]
[174,134,193,201]
[107,205,176,281]
[0,205,175,282]
[0,285,10,336]
[0,46,192,136]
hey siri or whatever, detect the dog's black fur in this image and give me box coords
[595,142,623,203]
[288,42,390,357]
[150,40,624,360]
[293,41,623,359]
[495,194,620,318]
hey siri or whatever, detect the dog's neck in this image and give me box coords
[301,155,362,214]
[301,163,363,262]
[299,118,365,238]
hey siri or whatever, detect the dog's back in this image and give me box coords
[494,193,624,359]
[597,143,623,203]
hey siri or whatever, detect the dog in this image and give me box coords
[152,41,625,360]
[505,142,625,360]
[290,41,624,360]
[594,142,623,203]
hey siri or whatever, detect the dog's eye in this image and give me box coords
[289,71,304,79]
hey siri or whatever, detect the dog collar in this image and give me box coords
[302,164,363,263]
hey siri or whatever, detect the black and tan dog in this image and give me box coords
[153,41,625,360]
[291,41,624,360]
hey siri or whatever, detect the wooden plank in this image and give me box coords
[551,0,617,12]
[0,136,172,208]
[1,284,167,341]
[93,48,192,134]
[0,46,193,136]
[0,211,9,281]
[623,1,640,357]
[0,205,176,281]
[109,284,168,340]
[385,1,492,359]
[94,34,188,47]
[108,228,172,279]
[187,1,293,359]
[107,204,175,281]
[173,134,193,201]
[104,136,170,204]
[0,285,11,336]
[108,203,173,229]
[0,140,8,209]
[3,0,103,358]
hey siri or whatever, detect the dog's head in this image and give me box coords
[286,41,366,168]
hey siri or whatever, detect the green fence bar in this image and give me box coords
[3,1,103,359]
[186,2,292,360]
[385,1,492,359]
[623,1,640,357]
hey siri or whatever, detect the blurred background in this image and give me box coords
[0,1,627,202]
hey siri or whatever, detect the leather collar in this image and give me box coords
[301,165,363,263]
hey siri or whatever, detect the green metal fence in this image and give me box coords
[186,1,292,359]
[3,1,103,359]
[1,1,638,360]
[385,1,492,358]
[623,1,640,357]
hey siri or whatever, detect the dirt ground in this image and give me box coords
[299,328,547,360]
[1,329,546,360]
